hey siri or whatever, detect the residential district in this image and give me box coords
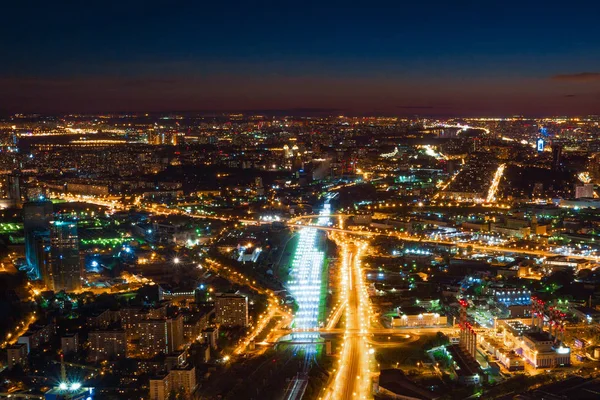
[1,114,600,399]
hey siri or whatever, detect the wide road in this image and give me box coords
[289,222,600,262]
[325,238,371,400]
[56,195,598,262]
[342,249,361,400]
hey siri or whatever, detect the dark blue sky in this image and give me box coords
[2,1,600,115]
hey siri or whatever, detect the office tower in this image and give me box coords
[215,293,248,327]
[48,221,81,292]
[23,200,53,280]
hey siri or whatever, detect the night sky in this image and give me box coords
[2,1,600,116]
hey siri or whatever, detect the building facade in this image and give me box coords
[48,221,81,292]
[215,293,248,327]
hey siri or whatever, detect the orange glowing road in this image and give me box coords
[203,259,292,355]
[324,236,372,400]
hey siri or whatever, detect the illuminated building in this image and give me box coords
[575,183,594,199]
[521,331,570,368]
[215,293,248,327]
[120,307,147,337]
[148,364,196,400]
[23,200,53,280]
[149,375,170,400]
[138,316,184,357]
[490,288,531,306]
[66,182,110,196]
[88,331,127,362]
[393,307,447,327]
[168,365,197,397]
[48,221,81,292]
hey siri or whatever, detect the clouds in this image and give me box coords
[550,72,600,82]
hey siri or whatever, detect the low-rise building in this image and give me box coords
[573,306,600,324]
[392,306,447,327]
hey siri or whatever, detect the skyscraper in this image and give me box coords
[48,221,81,292]
[23,200,53,280]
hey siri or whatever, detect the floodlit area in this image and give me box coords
[288,202,330,333]
[486,163,506,203]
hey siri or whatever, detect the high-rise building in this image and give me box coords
[23,200,53,280]
[215,293,248,327]
[48,221,81,292]
[575,184,594,199]
[138,316,184,357]
[166,315,184,354]
[169,365,197,397]
[6,171,22,207]
[149,375,170,400]
[590,154,600,184]
[88,331,127,362]
[148,365,196,400]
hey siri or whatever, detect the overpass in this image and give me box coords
[54,196,600,262]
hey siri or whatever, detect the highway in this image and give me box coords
[54,194,599,263]
[289,222,600,262]
[324,238,371,400]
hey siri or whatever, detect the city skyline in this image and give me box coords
[2,2,600,399]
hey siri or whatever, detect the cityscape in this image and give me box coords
[2,2,600,400]
[0,114,599,400]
